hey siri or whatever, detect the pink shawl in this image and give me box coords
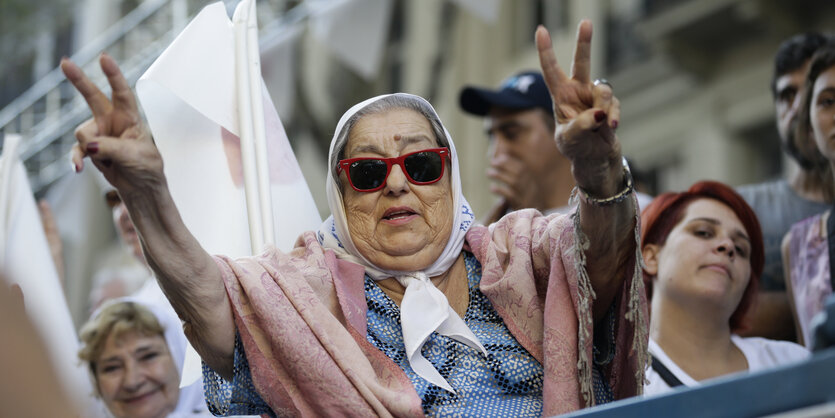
[214,210,647,417]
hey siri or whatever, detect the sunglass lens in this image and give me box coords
[404,151,442,183]
[349,160,387,190]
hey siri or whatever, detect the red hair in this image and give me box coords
[640,180,764,332]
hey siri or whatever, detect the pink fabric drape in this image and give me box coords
[214,210,646,417]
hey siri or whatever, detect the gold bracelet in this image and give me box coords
[577,157,634,206]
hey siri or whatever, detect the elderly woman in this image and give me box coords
[78,299,212,417]
[784,44,835,349]
[642,181,808,396]
[61,22,645,416]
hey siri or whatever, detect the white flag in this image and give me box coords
[0,134,103,417]
[135,1,321,386]
[136,2,321,258]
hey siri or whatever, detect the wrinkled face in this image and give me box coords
[340,108,453,271]
[810,66,835,163]
[775,62,810,146]
[95,331,180,418]
[485,108,560,181]
[644,199,752,317]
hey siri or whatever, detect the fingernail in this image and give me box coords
[594,110,606,123]
[87,142,99,154]
[72,162,79,173]
[611,120,619,129]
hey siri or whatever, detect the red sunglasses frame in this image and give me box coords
[337,147,450,192]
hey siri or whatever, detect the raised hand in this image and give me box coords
[61,54,164,195]
[535,22,623,198]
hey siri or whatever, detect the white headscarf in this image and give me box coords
[317,93,483,393]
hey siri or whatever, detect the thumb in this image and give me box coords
[561,108,612,141]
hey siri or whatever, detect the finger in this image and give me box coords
[74,120,119,170]
[70,143,85,173]
[85,136,121,171]
[536,25,568,92]
[562,108,610,142]
[74,119,98,150]
[608,97,621,130]
[571,20,593,84]
[100,53,139,115]
[72,119,99,172]
[60,58,112,122]
[592,83,613,116]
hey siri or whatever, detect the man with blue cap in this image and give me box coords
[460,70,574,224]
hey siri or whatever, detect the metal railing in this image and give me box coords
[0,0,309,195]
[0,0,182,194]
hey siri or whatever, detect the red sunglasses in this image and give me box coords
[337,147,450,192]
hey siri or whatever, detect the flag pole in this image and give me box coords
[245,0,275,248]
[233,0,266,254]
[0,134,21,267]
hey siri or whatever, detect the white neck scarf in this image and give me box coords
[317,93,483,393]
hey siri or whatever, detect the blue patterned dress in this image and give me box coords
[203,252,613,416]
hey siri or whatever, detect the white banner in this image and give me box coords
[0,134,103,417]
[135,2,322,385]
[136,2,321,259]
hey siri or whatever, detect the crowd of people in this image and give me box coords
[6,17,835,418]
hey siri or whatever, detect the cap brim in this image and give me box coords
[459,87,539,116]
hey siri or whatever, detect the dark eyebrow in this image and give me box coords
[688,217,750,243]
[486,120,522,135]
[349,143,385,156]
[817,87,835,96]
[348,134,435,156]
[134,340,166,354]
[777,85,797,95]
[99,355,122,365]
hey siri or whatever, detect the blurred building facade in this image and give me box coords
[2,0,835,324]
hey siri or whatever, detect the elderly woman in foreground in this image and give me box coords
[61,22,646,416]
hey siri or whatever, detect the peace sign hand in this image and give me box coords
[536,21,623,199]
[61,54,165,196]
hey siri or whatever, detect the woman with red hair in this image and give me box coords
[641,181,808,396]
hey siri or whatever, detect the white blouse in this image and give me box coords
[644,335,809,397]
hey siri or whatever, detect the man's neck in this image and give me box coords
[789,169,830,203]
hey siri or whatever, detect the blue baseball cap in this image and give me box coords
[459,70,553,116]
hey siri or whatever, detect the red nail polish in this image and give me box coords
[87,142,99,154]
[594,110,606,123]
[611,120,619,129]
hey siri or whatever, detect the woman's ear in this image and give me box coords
[642,244,661,276]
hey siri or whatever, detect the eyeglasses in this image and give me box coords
[337,147,450,192]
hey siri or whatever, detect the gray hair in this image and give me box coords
[330,94,450,193]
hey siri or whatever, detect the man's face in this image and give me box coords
[484,107,561,210]
[775,61,811,146]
